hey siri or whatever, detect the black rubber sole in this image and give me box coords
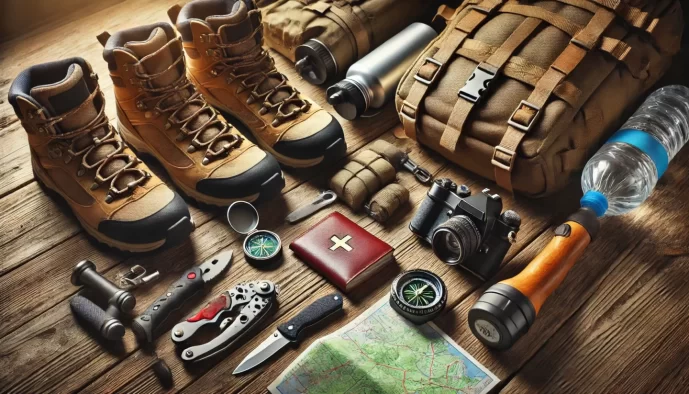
[214,108,347,168]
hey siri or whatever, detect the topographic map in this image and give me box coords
[269,296,498,394]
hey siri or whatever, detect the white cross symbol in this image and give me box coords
[330,235,353,252]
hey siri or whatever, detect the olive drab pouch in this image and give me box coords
[259,0,436,84]
[396,0,684,197]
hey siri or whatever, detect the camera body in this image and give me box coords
[410,179,521,280]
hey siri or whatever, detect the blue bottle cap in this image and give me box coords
[580,191,608,217]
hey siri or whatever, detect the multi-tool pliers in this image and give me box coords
[171,280,279,362]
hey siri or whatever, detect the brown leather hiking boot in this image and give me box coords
[101,23,284,206]
[8,58,194,252]
[171,0,347,168]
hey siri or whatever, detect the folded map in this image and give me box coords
[269,295,499,394]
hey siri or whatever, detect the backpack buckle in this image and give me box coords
[414,57,444,86]
[491,145,516,172]
[458,63,497,103]
[508,100,542,133]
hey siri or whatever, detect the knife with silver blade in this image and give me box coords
[233,293,344,374]
[132,250,233,343]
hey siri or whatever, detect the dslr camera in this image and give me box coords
[410,179,521,280]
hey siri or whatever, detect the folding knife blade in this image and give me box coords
[233,330,290,374]
[199,250,233,283]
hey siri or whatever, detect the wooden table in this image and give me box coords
[1,1,688,393]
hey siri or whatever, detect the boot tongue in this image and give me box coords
[206,1,297,112]
[126,27,227,151]
[30,64,98,133]
[206,1,254,57]
[32,63,138,191]
[125,27,181,88]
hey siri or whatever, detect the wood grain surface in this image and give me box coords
[1,1,688,393]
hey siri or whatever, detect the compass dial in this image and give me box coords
[400,278,440,307]
[244,230,282,262]
[390,270,447,324]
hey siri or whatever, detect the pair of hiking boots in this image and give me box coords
[7,0,346,252]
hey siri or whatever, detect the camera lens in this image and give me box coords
[431,215,481,265]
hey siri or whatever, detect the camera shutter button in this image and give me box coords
[457,185,471,198]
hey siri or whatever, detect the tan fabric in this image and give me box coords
[260,0,428,71]
[367,183,409,223]
[396,0,683,197]
[329,149,396,210]
[112,184,174,221]
[368,139,405,170]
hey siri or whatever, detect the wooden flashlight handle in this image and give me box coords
[500,221,592,314]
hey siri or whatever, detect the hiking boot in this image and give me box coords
[170,0,347,168]
[8,58,194,252]
[101,23,285,206]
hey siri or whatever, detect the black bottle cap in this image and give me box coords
[468,283,536,350]
[326,80,367,120]
[295,39,338,85]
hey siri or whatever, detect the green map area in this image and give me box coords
[270,297,497,394]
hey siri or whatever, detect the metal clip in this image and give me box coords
[458,64,497,104]
[118,265,160,290]
[401,155,432,184]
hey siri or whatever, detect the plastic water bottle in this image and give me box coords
[581,85,689,217]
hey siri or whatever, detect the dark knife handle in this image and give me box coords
[132,266,204,343]
[277,293,343,342]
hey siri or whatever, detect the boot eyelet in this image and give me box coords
[136,101,147,111]
[210,69,218,77]
[145,111,153,119]
[104,194,114,204]
[77,168,85,177]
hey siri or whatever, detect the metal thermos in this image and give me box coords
[326,23,437,120]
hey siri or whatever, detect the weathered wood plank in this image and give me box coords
[77,145,565,394]
[0,134,442,393]
[427,148,689,393]
[501,155,689,394]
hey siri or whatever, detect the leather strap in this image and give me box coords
[439,17,542,151]
[493,7,617,192]
[401,0,503,141]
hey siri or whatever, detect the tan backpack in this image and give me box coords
[259,0,433,82]
[396,0,684,197]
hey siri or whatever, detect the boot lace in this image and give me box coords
[134,37,243,165]
[206,11,311,127]
[32,86,150,203]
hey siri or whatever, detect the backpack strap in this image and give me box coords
[439,17,542,151]
[493,7,617,192]
[400,0,503,141]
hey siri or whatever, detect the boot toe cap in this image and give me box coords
[196,153,284,201]
[273,117,345,160]
[98,192,192,247]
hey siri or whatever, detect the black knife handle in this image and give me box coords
[132,266,204,343]
[277,293,343,342]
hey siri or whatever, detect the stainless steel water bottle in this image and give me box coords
[326,23,437,120]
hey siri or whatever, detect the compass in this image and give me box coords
[227,201,283,264]
[390,270,447,324]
